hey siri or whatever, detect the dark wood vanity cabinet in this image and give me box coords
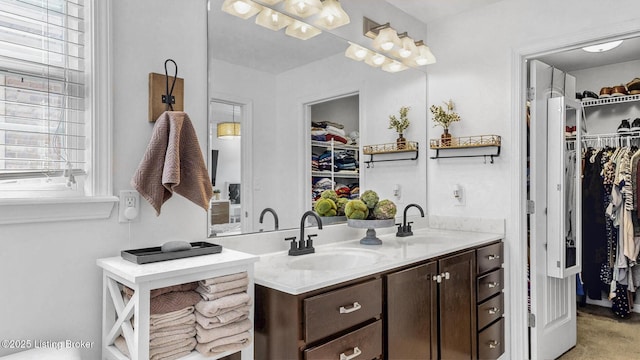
[385,250,476,360]
[475,242,505,360]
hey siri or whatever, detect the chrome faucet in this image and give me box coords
[259,207,279,231]
[396,203,425,237]
[285,210,322,256]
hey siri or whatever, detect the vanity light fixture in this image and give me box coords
[411,40,436,66]
[395,34,418,59]
[365,52,390,68]
[217,105,241,139]
[345,42,370,61]
[582,40,623,53]
[255,8,292,31]
[372,26,401,52]
[221,0,262,19]
[285,19,322,40]
[382,60,408,73]
[313,0,350,30]
[284,0,323,18]
[257,0,283,4]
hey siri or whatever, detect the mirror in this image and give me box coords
[207,0,428,236]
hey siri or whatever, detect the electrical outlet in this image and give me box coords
[452,184,465,206]
[119,190,140,223]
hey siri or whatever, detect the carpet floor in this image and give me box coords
[557,304,640,360]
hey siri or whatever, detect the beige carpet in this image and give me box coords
[558,305,640,360]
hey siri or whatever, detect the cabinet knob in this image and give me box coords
[487,307,500,315]
[442,271,450,280]
[488,340,500,349]
[487,254,500,260]
[339,346,362,360]
[339,302,362,314]
[487,281,500,288]
[433,274,442,283]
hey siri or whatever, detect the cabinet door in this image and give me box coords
[439,250,476,359]
[385,261,438,360]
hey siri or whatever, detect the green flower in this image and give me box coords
[430,100,460,129]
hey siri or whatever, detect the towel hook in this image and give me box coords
[163,59,178,111]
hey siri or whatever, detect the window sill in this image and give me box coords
[0,196,119,225]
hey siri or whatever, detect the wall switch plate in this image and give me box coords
[119,190,140,223]
[452,184,465,206]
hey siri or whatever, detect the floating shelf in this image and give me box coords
[429,135,501,163]
[362,141,419,167]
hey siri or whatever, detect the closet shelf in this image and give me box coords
[581,94,640,107]
[312,170,359,179]
[311,140,359,151]
[429,135,501,163]
[362,141,419,167]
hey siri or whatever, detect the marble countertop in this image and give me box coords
[253,227,503,295]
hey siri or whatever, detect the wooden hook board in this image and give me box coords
[148,72,184,122]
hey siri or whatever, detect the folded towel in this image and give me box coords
[114,335,196,360]
[326,125,346,136]
[195,292,252,317]
[195,331,251,356]
[196,319,252,344]
[149,306,194,327]
[150,323,196,340]
[199,277,249,294]
[195,305,251,329]
[150,312,196,332]
[124,290,201,315]
[196,285,247,301]
[149,328,196,347]
[122,282,198,299]
[200,272,247,286]
[131,111,212,215]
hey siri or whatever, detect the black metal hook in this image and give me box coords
[163,59,178,111]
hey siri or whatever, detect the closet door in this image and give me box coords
[546,96,582,278]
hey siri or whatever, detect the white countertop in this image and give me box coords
[253,227,503,295]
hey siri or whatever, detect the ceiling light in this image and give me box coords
[284,0,323,18]
[217,122,241,139]
[221,0,262,19]
[345,42,369,61]
[313,0,350,30]
[373,26,401,52]
[582,40,623,53]
[255,8,292,31]
[285,20,321,40]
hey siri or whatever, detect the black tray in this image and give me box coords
[121,241,222,264]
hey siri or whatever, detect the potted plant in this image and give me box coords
[388,106,410,149]
[430,99,461,146]
[213,188,221,200]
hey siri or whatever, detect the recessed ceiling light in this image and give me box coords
[582,40,623,53]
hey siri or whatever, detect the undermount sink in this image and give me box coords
[287,248,382,271]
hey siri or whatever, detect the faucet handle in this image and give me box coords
[407,221,414,231]
[306,234,317,249]
[284,236,297,241]
[285,236,297,251]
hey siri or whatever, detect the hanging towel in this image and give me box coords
[132,111,213,215]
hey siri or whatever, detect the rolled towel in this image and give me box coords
[196,319,252,344]
[195,331,251,356]
[149,327,196,347]
[195,293,251,317]
[200,272,247,286]
[150,313,196,332]
[197,285,247,301]
[198,277,249,294]
[195,305,251,329]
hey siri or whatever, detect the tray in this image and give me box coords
[121,241,222,264]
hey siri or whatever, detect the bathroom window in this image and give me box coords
[0,0,116,223]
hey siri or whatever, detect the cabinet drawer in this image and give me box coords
[477,268,504,303]
[478,317,504,360]
[477,242,503,275]
[304,278,382,343]
[477,293,504,330]
[304,320,382,360]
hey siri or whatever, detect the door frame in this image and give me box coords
[510,23,640,359]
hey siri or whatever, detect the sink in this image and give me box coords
[287,248,382,271]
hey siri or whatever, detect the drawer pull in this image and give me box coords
[488,340,500,349]
[488,254,500,260]
[339,346,362,360]
[339,302,362,314]
[487,307,500,315]
[487,281,500,289]
[442,271,450,280]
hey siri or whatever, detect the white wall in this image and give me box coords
[0,1,208,357]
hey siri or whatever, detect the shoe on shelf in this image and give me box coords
[599,87,613,98]
[632,118,640,132]
[628,78,640,95]
[612,85,628,97]
[618,119,631,133]
[576,92,584,100]
[582,90,599,100]
[571,126,577,136]
[565,126,576,137]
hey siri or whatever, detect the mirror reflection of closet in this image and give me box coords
[209,100,244,237]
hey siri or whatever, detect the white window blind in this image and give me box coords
[0,0,86,195]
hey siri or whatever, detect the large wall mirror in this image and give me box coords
[207,0,429,237]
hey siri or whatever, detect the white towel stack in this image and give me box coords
[194,272,253,356]
[114,306,197,360]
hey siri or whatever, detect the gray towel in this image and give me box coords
[195,331,251,356]
[131,111,212,215]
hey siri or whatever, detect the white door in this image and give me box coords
[528,59,577,359]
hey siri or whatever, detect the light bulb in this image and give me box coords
[271,12,278,23]
[372,54,385,65]
[381,41,393,51]
[399,48,412,58]
[233,1,252,14]
[297,2,306,12]
[416,58,428,66]
[355,49,367,59]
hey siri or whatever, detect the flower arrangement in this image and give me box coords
[430,99,460,130]
[388,106,411,134]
